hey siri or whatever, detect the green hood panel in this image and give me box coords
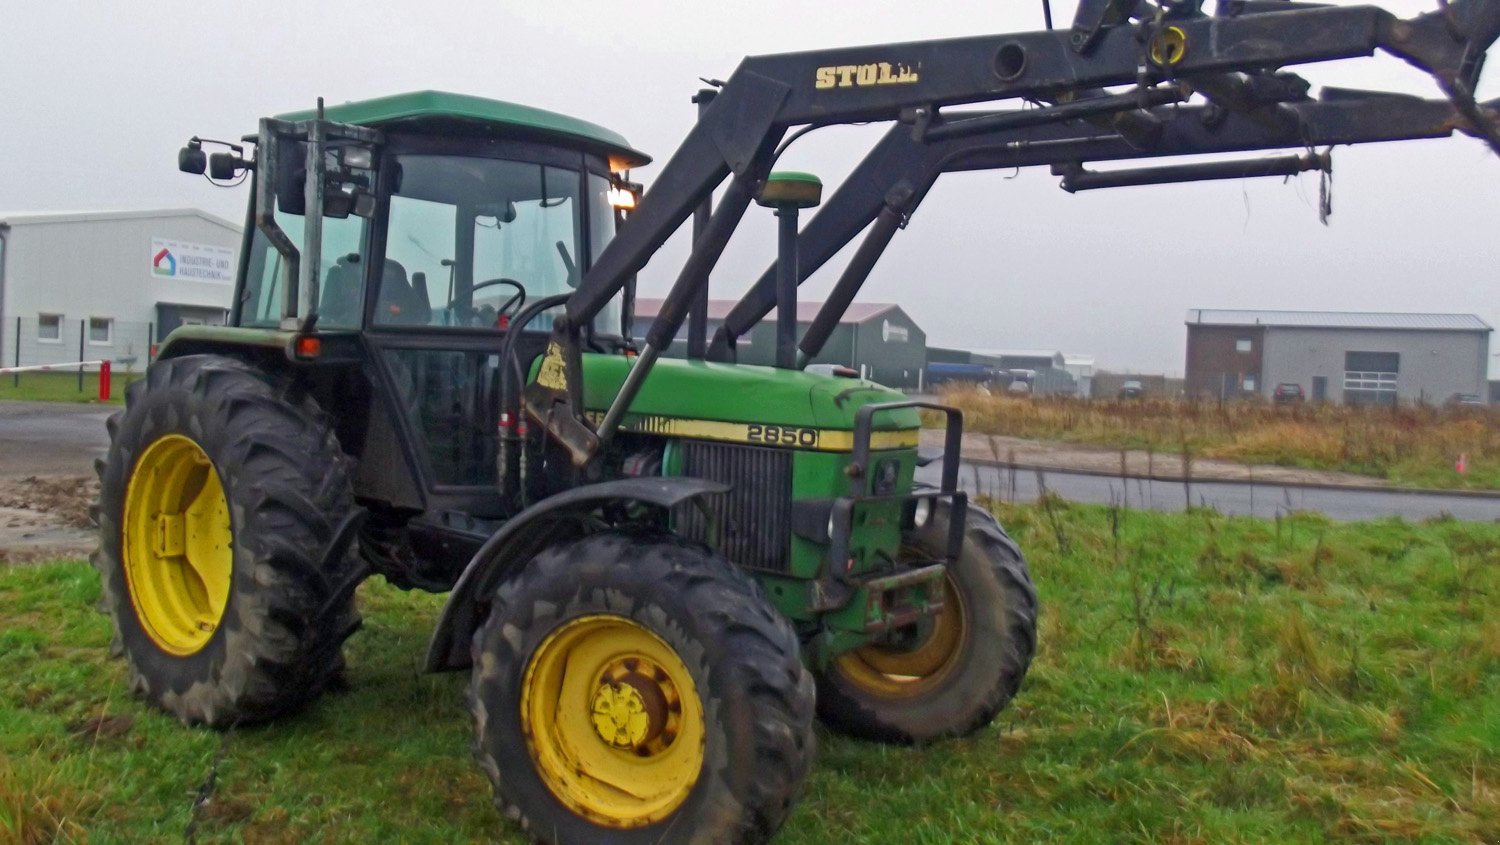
[578,354,920,433]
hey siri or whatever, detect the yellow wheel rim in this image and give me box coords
[521,615,705,828]
[834,573,967,698]
[122,434,233,656]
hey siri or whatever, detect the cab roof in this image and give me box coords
[277,90,650,170]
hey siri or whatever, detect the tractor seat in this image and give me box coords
[319,256,363,328]
[376,259,432,325]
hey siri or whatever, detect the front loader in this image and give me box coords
[94,2,1500,842]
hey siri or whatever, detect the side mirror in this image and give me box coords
[178,143,207,175]
[208,152,243,180]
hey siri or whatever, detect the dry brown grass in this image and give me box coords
[938,387,1500,488]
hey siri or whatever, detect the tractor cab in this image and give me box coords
[177,92,651,521]
[235,92,648,341]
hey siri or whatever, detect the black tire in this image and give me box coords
[815,501,1037,743]
[93,354,364,726]
[469,530,816,845]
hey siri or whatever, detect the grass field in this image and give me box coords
[0,372,140,405]
[942,389,1500,491]
[2,502,1496,843]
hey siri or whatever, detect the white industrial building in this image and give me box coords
[1185,309,1492,404]
[0,209,239,373]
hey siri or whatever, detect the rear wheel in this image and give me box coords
[94,354,364,725]
[469,530,815,844]
[815,501,1037,743]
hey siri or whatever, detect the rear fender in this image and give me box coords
[423,477,728,672]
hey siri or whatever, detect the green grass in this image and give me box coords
[0,372,141,405]
[2,504,1497,843]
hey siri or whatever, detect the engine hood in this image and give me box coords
[576,354,920,450]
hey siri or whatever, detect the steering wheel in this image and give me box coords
[469,278,527,326]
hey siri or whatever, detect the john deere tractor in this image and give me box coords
[95,2,1499,841]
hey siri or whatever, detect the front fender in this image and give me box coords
[423,476,728,672]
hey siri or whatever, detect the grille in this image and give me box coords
[678,441,793,573]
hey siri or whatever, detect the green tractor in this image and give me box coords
[97,91,1034,841]
[95,1,1500,839]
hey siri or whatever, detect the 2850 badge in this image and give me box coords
[745,423,820,448]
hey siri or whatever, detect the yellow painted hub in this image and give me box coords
[122,434,233,656]
[835,573,967,698]
[521,615,704,828]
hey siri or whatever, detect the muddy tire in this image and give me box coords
[93,354,364,726]
[815,501,1037,743]
[469,530,816,845]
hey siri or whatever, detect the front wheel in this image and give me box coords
[815,501,1037,743]
[469,530,816,844]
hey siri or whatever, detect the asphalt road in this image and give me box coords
[2,400,1494,523]
[0,401,112,478]
[920,462,1500,523]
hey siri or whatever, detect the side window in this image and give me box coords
[241,209,367,328]
[377,195,456,326]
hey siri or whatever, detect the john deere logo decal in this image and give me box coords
[152,247,177,277]
[815,62,920,90]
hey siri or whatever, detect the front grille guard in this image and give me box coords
[816,400,966,612]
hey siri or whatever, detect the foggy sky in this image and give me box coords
[2,0,1496,375]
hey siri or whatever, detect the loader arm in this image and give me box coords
[710,88,1500,362]
[527,0,1500,465]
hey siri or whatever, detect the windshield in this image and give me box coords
[378,153,620,334]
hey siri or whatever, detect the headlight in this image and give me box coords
[912,497,933,529]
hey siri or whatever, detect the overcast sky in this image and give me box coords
[2,0,1496,375]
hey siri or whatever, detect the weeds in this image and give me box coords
[940,386,1500,489]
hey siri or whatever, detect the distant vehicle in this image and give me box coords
[1007,380,1032,395]
[1446,392,1485,407]
[1117,380,1144,399]
[1273,383,1306,403]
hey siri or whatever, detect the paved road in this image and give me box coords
[2,400,1495,523]
[920,462,1500,523]
[0,401,112,478]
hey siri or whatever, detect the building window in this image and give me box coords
[37,314,62,343]
[88,317,113,345]
[1343,351,1398,406]
[1242,375,1257,392]
[1235,337,1253,353]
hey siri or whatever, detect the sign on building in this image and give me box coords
[881,319,909,343]
[150,237,234,284]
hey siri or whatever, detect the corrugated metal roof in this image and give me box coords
[0,208,241,232]
[1186,309,1492,332]
[634,298,898,325]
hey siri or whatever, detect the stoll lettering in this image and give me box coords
[814,61,920,90]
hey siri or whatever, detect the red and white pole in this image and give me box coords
[99,360,112,402]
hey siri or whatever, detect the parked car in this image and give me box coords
[1273,382,1306,403]
[1445,392,1485,408]
[1117,380,1144,399]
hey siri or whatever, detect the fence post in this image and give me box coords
[77,318,86,392]
[147,322,154,365]
[11,316,19,387]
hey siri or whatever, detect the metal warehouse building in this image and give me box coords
[0,209,239,373]
[635,298,927,388]
[1185,309,1492,405]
